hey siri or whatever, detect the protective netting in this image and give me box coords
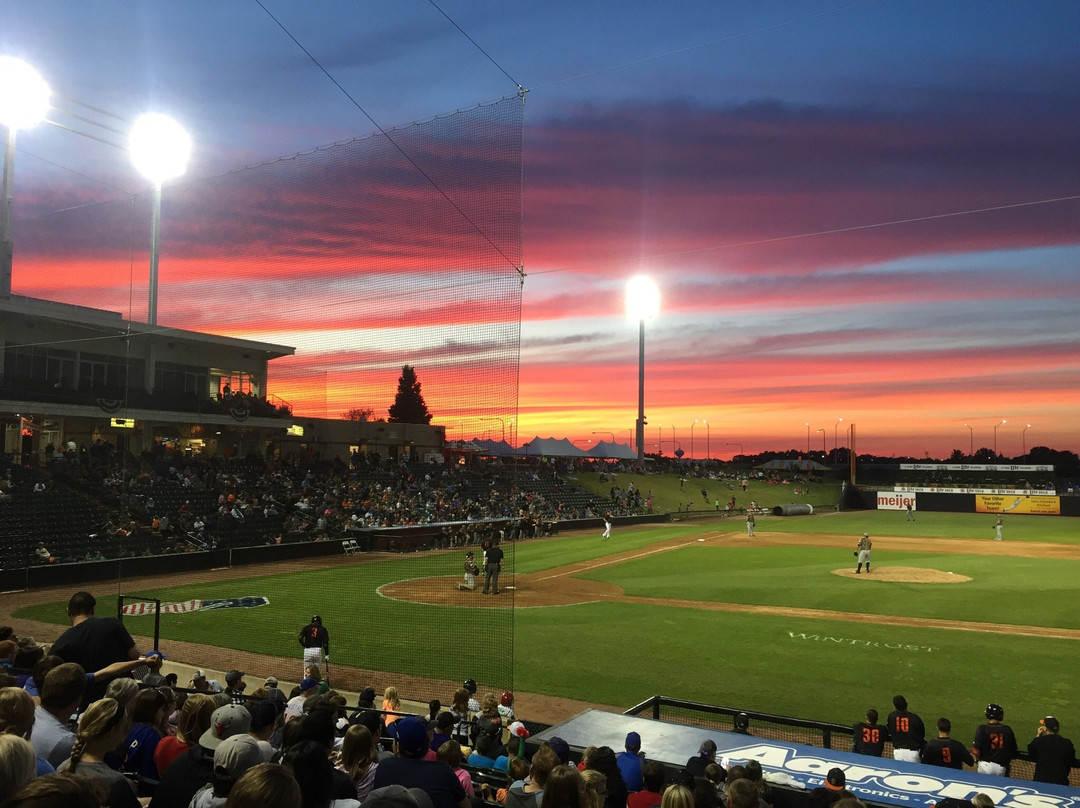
[5,95,523,699]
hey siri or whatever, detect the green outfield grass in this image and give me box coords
[759,509,1080,543]
[15,510,1079,746]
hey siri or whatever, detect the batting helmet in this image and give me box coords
[500,690,514,707]
[311,615,322,624]
[463,678,477,694]
[986,703,1004,721]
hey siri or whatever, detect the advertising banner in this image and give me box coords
[877,493,916,511]
[976,495,1061,515]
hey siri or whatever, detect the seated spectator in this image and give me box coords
[616,732,646,793]
[248,699,283,762]
[148,703,251,808]
[662,785,694,808]
[743,760,771,807]
[582,769,608,808]
[57,698,140,808]
[284,739,360,808]
[467,727,501,769]
[806,769,850,808]
[584,747,627,808]
[628,761,664,808]
[683,740,716,779]
[190,734,264,808]
[154,693,216,776]
[383,687,402,731]
[285,679,319,722]
[543,765,587,808]
[122,686,168,779]
[30,665,85,773]
[372,716,468,808]
[227,762,302,808]
[338,724,380,801]
[2,771,108,808]
[548,737,572,769]
[504,744,559,808]
[430,712,455,752]
[0,686,53,776]
[0,734,37,799]
[434,740,472,798]
[293,709,363,801]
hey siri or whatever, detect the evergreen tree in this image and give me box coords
[387,364,432,424]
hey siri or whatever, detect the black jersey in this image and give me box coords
[852,722,887,757]
[299,622,330,651]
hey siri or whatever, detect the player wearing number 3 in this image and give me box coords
[299,615,330,676]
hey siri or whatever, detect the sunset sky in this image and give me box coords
[3,1,1079,459]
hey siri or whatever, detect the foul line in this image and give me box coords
[530,534,727,583]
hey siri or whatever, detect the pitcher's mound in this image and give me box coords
[833,566,970,583]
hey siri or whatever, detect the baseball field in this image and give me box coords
[7,502,1078,748]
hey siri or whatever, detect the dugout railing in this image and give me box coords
[625,696,1079,786]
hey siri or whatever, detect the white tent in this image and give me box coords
[520,437,588,457]
[586,440,636,460]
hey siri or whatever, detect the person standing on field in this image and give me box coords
[746,511,755,537]
[854,533,872,574]
[906,503,915,521]
[994,516,1003,541]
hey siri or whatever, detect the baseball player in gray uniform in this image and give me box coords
[855,533,872,574]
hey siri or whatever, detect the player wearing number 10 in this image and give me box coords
[887,695,926,762]
[852,709,887,757]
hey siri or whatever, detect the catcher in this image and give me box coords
[854,532,872,574]
[457,551,480,591]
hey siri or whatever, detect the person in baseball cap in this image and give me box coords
[393,716,430,758]
[194,734,264,805]
[200,704,252,750]
[263,676,278,689]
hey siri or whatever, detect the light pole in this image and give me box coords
[670,425,675,454]
[1022,423,1032,456]
[657,423,662,455]
[805,422,811,453]
[130,113,191,325]
[993,419,1007,456]
[834,418,843,454]
[704,420,710,460]
[592,430,615,445]
[963,423,973,457]
[0,57,51,297]
[626,428,633,449]
[481,416,505,442]
[626,276,659,462]
[690,419,697,461]
[816,428,825,453]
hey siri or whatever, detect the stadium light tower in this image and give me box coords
[0,56,51,297]
[1022,423,1032,456]
[130,112,191,326]
[816,428,825,453]
[993,418,1007,456]
[626,275,659,462]
[805,422,810,453]
[963,423,973,456]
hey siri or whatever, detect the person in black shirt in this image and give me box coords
[49,591,142,704]
[886,695,925,762]
[852,708,887,757]
[922,718,974,770]
[299,615,330,675]
[1027,717,1076,785]
[972,703,1017,777]
[482,542,504,595]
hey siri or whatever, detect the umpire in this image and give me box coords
[482,541,504,595]
[299,614,330,676]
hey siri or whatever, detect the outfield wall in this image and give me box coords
[865,489,1080,516]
